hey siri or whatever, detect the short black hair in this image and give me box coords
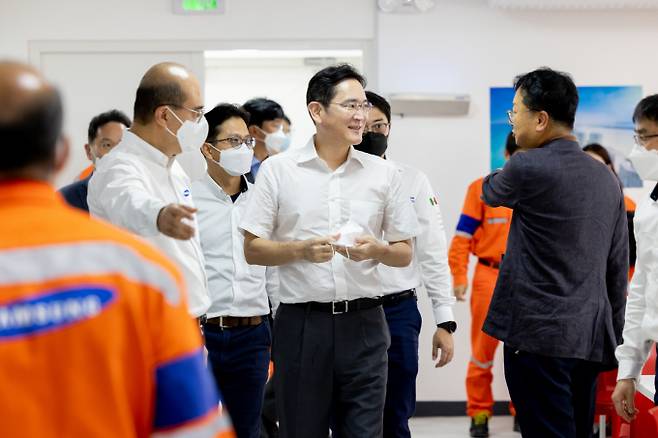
[513,67,579,129]
[365,91,391,122]
[505,131,519,156]
[204,103,250,141]
[283,114,291,125]
[87,109,131,143]
[306,64,366,107]
[632,94,658,124]
[0,89,63,172]
[133,81,185,124]
[242,98,284,127]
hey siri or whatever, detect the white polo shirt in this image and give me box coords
[193,173,270,318]
[378,161,455,325]
[88,131,210,317]
[240,136,418,304]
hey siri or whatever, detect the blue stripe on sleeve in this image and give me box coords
[154,348,220,430]
[456,214,481,236]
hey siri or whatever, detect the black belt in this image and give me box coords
[381,289,417,307]
[285,297,382,315]
[478,258,500,270]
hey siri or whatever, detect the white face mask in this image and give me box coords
[628,143,658,181]
[166,107,209,153]
[207,142,254,176]
[262,126,291,155]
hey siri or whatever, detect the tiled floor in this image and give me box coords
[409,416,520,438]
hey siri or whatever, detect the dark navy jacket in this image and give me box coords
[59,175,91,212]
[482,138,628,369]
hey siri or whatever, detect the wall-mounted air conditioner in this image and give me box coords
[388,93,470,117]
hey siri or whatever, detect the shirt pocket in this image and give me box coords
[347,199,384,236]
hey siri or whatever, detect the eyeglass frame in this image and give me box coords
[328,100,374,115]
[160,103,205,123]
[634,133,658,146]
[506,108,537,126]
[207,136,256,150]
[364,122,391,134]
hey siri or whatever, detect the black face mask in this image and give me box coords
[354,132,388,157]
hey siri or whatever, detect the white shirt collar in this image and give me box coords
[295,136,365,169]
[122,130,175,168]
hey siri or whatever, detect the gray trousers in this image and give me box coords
[273,304,390,438]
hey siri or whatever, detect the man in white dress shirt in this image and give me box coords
[613,94,658,421]
[88,62,210,317]
[240,64,418,438]
[354,90,456,438]
[193,103,271,438]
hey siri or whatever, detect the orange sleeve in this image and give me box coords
[448,179,484,286]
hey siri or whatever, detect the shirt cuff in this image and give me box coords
[433,305,455,326]
[617,359,644,381]
[239,222,271,240]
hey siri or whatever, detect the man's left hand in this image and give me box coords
[432,327,454,368]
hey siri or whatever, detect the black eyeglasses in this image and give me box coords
[208,136,256,150]
[364,122,390,134]
[634,133,658,146]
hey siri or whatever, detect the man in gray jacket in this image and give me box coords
[482,67,628,438]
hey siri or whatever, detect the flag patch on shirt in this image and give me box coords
[429,196,439,206]
[0,286,116,340]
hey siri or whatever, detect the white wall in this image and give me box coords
[0,0,375,62]
[378,0,658,401]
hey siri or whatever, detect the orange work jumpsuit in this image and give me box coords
[448,177,513,418]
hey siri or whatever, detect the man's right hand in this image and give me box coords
[157,204,197,240]
[454,284,468,301]
[612,378,638,422]
[301,235,338,263]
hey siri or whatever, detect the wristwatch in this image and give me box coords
[437,321,457,334]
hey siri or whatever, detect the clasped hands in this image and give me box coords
[301,234,383,263]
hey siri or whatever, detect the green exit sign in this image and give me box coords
[173,0,225,14]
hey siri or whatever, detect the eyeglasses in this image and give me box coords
[634,133,658,146]
[162,104,205,123]
[330,101,373,115]
[364,122,390,134]
[506,108,535,126]
[208,136,256,150]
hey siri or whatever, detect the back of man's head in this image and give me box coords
[242,98,284,127]
[514,67,578,130]
[132,62,189,125]
[365,91,391,123]
[0,61,63,177]
[633,94,658,124]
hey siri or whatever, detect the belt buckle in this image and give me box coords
[332,300,349,315]
[218,316,230,329]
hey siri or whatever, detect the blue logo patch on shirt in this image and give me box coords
[410,196,416,204]
[183,188,191,198]
[0,286,116,340]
